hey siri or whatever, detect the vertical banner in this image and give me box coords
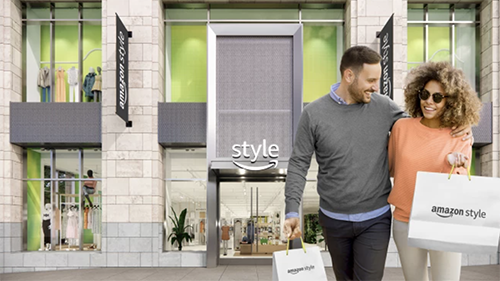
[379,14,394,100]
[116,14,130,126]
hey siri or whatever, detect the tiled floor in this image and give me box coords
[0,265,499,280]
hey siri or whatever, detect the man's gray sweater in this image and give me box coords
[285,93,405,215]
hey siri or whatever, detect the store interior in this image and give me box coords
[164,148,323,258]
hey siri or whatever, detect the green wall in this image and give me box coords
[169,25,339,103]
[303,25,338,102]
[41,24,102,102]
[170,26,207,102]
[27,149,41,251]
[407,26,450,70]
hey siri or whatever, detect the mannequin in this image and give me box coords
[38,66,50,102]
[221,219,231,256]
[67,66,79,102]
[83,67,96,102]
[42,203,52,249]
[91,66,102,102]
[55,67,66,102]
[83,169,96,208]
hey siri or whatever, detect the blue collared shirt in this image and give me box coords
[286,83,391,222]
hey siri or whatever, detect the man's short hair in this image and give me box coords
[340,46,382,77]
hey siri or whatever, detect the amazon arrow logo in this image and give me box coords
[232,139,279,171]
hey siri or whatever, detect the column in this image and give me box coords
[346,0,407,107]
[0,0,24,273]
[101,0,165,267]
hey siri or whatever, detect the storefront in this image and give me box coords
[0,0,498,273]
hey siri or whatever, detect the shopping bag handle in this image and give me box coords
[286,237,307,255]
[448,163,471,181]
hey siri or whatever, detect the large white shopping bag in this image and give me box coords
[272,238,327,281]
[408,170,500,254]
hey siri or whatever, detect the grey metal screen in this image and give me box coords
[216,36,293,159]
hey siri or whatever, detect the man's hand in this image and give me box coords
[283,217,302,240]
[451,125,473,141]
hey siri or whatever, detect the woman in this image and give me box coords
[388,61,482,280]
[83,169,97,208]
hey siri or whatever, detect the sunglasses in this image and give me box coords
[419,89,448,103]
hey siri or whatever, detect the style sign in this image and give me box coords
[379,14,394,100]
[116,14,130,126]
[232,139,279,171]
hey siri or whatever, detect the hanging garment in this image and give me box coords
[61,208,69,239]
[84,207,89,229]
[55,68,66,102]
[66,210,78,239]
[53,207,61,231]
[37,67,50,88]
[67,67,79,102]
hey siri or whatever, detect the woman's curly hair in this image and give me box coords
[404,61,482,128]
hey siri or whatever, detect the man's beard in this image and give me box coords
[347,77,365,104]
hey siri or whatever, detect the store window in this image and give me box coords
[164,148,207,251]
[407,3,481,174]
[164,4,344,103]
[22,2,102,103]
[24,148,102,251]
[407,3,479,90]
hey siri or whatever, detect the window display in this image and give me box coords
[24,148,102,251]
[23,3,102,103]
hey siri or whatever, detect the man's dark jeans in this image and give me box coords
[319,208,392,281]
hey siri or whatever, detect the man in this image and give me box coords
[283,46,471,280]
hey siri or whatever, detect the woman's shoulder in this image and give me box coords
[393,117,418,130]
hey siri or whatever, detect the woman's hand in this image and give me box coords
[447,152,469,168]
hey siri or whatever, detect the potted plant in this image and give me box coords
[168,207,192,251]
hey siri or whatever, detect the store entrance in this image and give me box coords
[219,180,287,261]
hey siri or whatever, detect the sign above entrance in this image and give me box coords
[232,139,279,171]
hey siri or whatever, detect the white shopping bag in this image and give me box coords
[272,238,327,281]
[408,171,500,254]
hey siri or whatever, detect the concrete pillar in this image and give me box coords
[0,0,24,273]
[101,0,165,267]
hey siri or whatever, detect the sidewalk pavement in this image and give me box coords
[0,265,499,280]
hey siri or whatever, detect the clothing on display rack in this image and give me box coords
[66,208,79,239]
[38,67,51,102]
[53,207,61,231]
[55,67,66,102]
[67,66,79,102]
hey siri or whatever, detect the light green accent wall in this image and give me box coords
[169,25,338,103]
[41,24,102,102]
[407,26,424,70]
[27,149,41,251]
[407,26,450,70]
[428,27,450,62]
[303,25,337,102]
[171,25,207,102]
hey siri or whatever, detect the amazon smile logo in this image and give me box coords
[232,139,279,171]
